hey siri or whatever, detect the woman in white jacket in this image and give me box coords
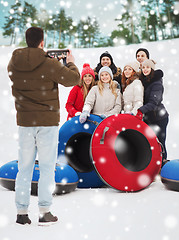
[79,66,122,123]
[122,62,144,116]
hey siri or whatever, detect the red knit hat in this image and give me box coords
[81,63,95,79]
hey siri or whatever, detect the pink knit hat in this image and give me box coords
[81,63,95,79]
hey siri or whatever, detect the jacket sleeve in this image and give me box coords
[131,80,144,115]
[139,82,163,114]
[49,59,80,87]
[106,90,122,116]
[65,86,79,116]
[82,87,96,113]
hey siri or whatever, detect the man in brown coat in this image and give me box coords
[7,27,80,225]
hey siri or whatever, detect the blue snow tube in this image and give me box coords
[0,160,79,195]
[58,115,104,188]
[161,160,179,191]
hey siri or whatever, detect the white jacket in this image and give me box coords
[123,79,144,115]
[83,83,122,116]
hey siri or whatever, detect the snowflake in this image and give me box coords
[9,9,14,14]
[86,3,93,9]
[13,133,18,140]
[92,193,106,206]
[111,200,118,207]
[109,215,117,222]
[83,123,89,129]
[66,146,73,154]
[144,126,157,139]
[2,1,9,7]
[156,160,161,165]
[8,71,12,76]
[61,177,68,184]
[137,173,151,187]
[83,25,88,30]
[0,214,9,227]
[3,90,8,96]
[171,48,177,55]
[59,1,65,7]
[66,222,73,230]
[99,157,106,164]
[14,27,19,33]
[164,215,178,229]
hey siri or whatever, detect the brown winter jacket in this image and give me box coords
[7,47,80,126]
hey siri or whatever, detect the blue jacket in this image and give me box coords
[139,69,169,123]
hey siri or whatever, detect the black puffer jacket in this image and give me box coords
[139,69,169,123]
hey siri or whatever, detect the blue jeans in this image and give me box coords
[15,126,59,214]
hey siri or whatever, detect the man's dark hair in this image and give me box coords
[25,27,44,48]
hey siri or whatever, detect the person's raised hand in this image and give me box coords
[66,49,75,64]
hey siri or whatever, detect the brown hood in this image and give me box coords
[10,47,46,72]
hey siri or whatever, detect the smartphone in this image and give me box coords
[47,49,69,58]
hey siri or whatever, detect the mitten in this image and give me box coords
[135,109,143,120]
[79,111,90,124]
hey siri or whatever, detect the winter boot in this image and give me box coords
[38,212,58,226]
[16,214,31,225]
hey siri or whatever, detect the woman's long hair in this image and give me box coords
[98,79,117,99]
[79,76,96,101]
[121,71,139,92]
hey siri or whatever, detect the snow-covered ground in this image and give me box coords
[0,39,179,239]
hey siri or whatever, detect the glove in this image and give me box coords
[79,111,90,124]
[75,111,81,116]
[135,109,143,120]
[100,114,106,119]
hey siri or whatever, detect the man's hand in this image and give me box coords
[66,49,75,64]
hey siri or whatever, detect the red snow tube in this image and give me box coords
[90,114,162,192]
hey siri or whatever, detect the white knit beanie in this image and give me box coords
[124,61,140,73]
[142,59,156,70]
[98,66,113,80]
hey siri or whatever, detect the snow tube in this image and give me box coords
[0,160,79,195]
[161,160,179,192]
[90,114,162,192]
[58,114,104,188]
[77,171,104,188]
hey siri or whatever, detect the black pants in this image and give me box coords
[146,117,169,163]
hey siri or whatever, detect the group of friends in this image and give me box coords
[7,26,169,226]
[65,49,169,167]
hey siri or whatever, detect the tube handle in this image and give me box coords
[100,127,109,144]
[156,137,164,156]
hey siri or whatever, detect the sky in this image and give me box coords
[0,0,122,45]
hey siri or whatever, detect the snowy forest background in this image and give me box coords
[0,0,179,48]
